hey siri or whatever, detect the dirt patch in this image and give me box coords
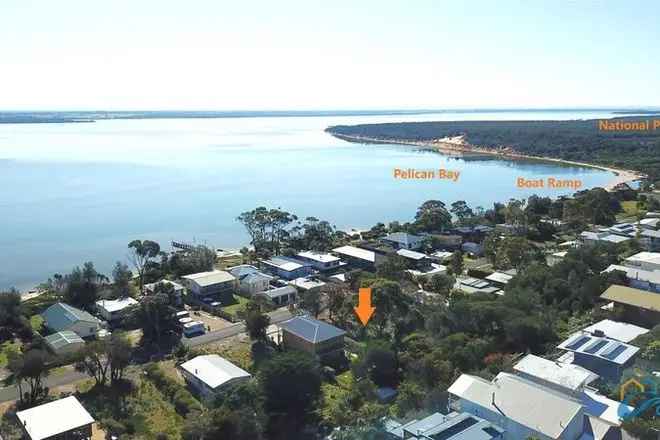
[188,309,233,332]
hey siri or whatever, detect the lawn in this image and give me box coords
[620,200,643,218]
[320,371,354,425]
[77,378,184,440]
[0,340,21,368]
[29,315,44,333]
[220,294,250,318]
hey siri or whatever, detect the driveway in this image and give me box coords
[182,308,293,348]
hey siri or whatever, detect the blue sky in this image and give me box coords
[1,0,658,110]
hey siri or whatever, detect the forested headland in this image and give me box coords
[327,117,660,182]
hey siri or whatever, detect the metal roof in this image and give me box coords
[581,319,649,343]
[44,331,85,350]
[16,396,94,440]
[641,229,660,238]
[386,412,503,440]
[95,297,138,313]
[182,270,235,287]
[485,272,514,284]
[557,331,640,365]
[603,264,660,284]
[448,373,582,439]
[41,302,102,332]
[332,245,375,263]
[289,277,326,290]
[383,232,422,246]
[179,354,251,390]
[261,257,308,272]
[625,251,660,265]
[600,284,660,312]
[259,285,297,299]
[297,251,340,263]
[396,249,428,260]
[279,315,345,343]
[513,354,598,392]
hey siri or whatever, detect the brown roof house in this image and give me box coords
[601,284,660,327]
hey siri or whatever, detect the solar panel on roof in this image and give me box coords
[429,417,479,440]
[566,335,590,350]
[482,426,502,438]
[583,339,609,354]
[601,343,627,360]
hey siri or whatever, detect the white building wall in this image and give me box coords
[69,321,100,338]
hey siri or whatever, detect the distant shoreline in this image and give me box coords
[328,132,646,191]
[0,108,657,124]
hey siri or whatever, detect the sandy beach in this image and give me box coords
[330,133,646,191]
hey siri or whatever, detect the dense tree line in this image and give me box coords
[328,118,660,181]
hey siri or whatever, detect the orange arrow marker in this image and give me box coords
[354,287,376,326]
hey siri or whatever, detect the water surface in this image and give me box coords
[0,110,619,289]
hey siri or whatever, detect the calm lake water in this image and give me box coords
[0,110,621,289]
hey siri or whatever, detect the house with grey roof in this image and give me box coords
[384,411,504,439]
[278,315,345,360]
[382,232,425,250]
[260,256,313,280]
[41,302,104,338]
[640,229,660,252]
[96,297,138,323]
[178,354,251,401]
[181,270,236,304]
[228,264,273,295]
[511,354,634,435]
[256,284,297,306]
[448,372,585,440]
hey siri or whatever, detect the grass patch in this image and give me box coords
[620,201,643,218]
[0,340,21,368]
[20,291,59,317]
[78,379,184,440]
[29,315,44,333]
[220,294,250,318]
[197,340,253,372]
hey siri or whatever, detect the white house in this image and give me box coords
[448,372,585,440]
[178,354,251,401]
[228,264,273,295]
[512,354,633,433]
[579,319,649,343]
[16,396,95,440]
[95,297,138,322]
[296,251,344,272]
[41,302,104,338]
[580,231,631,246]
[625,251,660,272]
[603,264,660,293]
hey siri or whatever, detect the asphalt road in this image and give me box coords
[182,308,292,347]
[0,369,88,403]
[0,309,294,403]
